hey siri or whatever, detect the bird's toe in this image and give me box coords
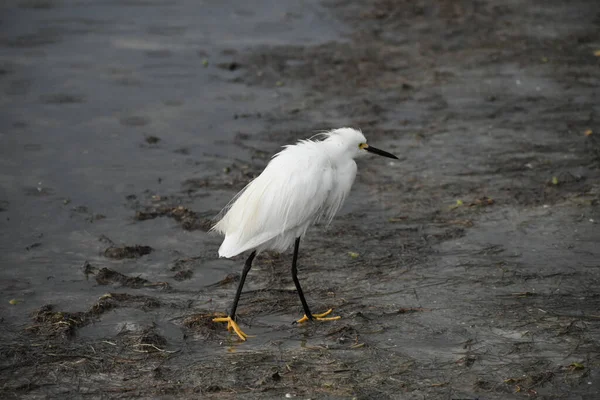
[296,309,340,324]
[213,315,252,341]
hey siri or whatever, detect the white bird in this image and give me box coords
[212,127,398,340]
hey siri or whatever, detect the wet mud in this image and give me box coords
[1,0,600,398]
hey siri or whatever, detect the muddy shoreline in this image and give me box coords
[1,0,599,398]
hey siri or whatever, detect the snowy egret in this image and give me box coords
[212,127,398,340]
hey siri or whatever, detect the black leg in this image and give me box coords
[291,237,313,320]
[229,251,256,319]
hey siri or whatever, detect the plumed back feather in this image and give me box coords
[212,129,360,257]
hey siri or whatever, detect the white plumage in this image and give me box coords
[211,127,398,341]
[212,127,370,257]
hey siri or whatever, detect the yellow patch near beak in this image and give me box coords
[359,143,369,150]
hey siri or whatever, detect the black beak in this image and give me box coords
[365,145,399,159]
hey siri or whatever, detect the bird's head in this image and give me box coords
[327,127,398,160]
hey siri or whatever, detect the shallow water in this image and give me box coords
[0,0,345,326]
[1,0,599,399]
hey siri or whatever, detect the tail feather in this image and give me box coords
[218,231,275,258]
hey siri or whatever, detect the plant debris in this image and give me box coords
[104,245,153,259]
[145,135,161,144]
[26,293,162,339]
[135,206,213,231]
[173,269,193,281]
[469,197,494,207]
[182,313,222,339]
[95,267,167,289]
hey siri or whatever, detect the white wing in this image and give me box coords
[213,140,354,257]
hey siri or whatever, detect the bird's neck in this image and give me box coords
[323,138,353,164]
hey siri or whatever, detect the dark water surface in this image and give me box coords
[1,0,599,399]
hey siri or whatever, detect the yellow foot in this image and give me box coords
[213,315,253,341]
[296,309,341,324]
